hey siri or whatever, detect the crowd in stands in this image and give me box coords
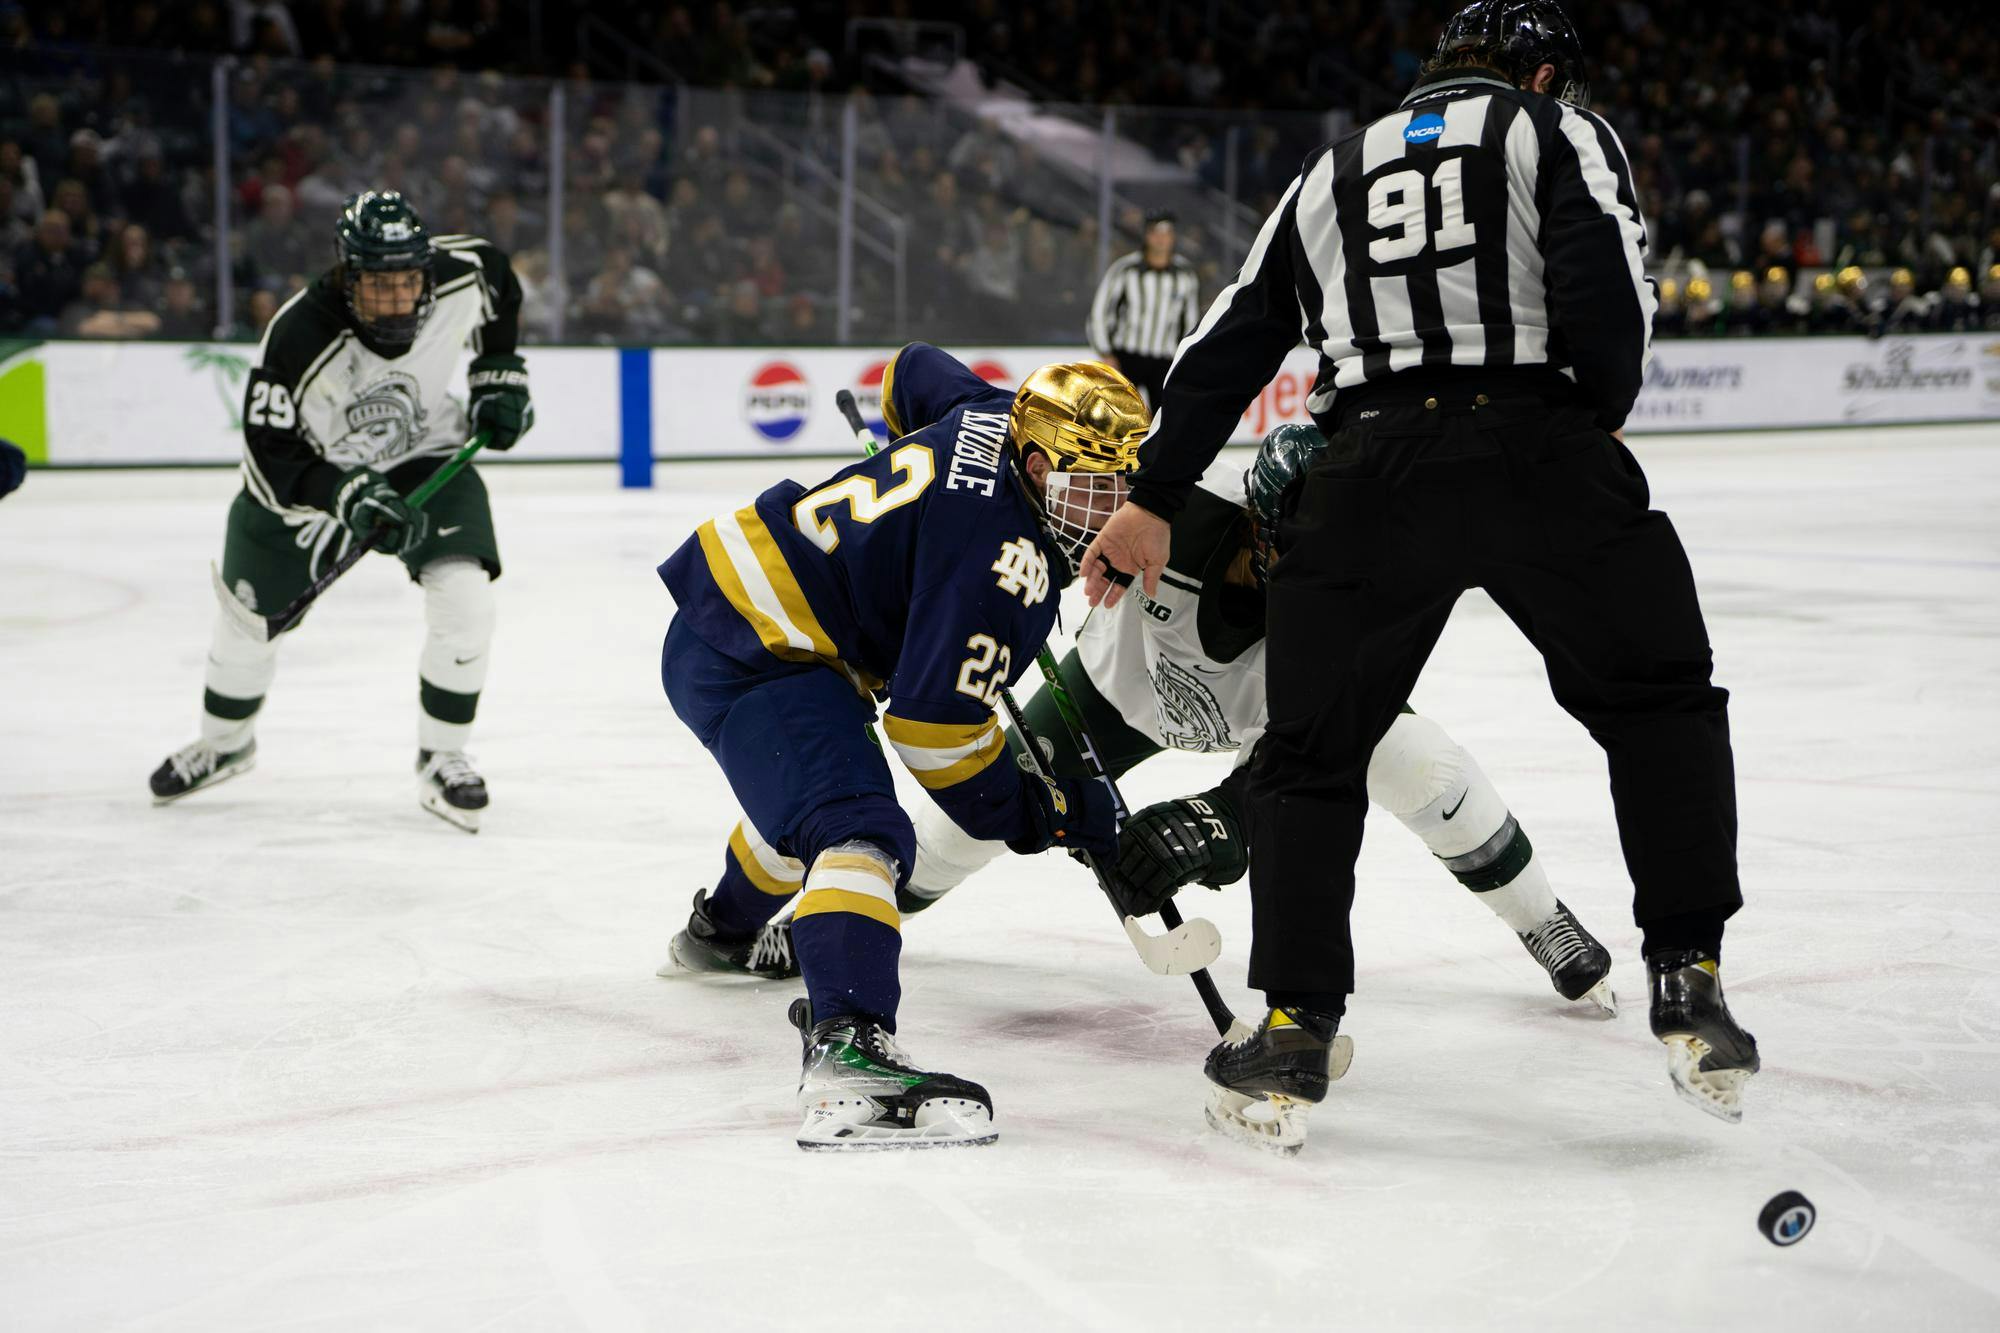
[0,0,1993,345]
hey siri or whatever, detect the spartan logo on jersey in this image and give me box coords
[331,370,429,467]
[992,537,1050,607]
[1154,657,1234,753]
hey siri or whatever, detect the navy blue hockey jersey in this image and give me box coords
[660,343,1066,843]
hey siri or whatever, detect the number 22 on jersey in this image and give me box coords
[793,443,935,552]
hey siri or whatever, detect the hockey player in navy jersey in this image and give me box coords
[657,343,1146,1150]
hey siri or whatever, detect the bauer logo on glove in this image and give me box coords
[467,353,533,451]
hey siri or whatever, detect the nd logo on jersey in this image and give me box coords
[992,537,1050,607]
[335,371,428,466]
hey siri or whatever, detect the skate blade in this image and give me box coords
[1202,1035,1352,1157]
[1205,1088,1311,1156]
[151,754,257,806]
[1577,980,1618,1017]
[1664,1034,1749,1124]
[796,1096,997,1151]
[418,789,482,834]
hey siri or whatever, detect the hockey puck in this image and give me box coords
[1758,1191,1816,1246]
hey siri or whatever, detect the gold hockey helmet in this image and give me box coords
[1009,361,1149,473]
[1836,265,1867,295]
[1686,276,1713,302]
[1945,266,1971,292]
[1008,360,1147,576]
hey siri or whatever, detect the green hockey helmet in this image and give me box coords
[1244,422,1329,583]
[334,190,435,349]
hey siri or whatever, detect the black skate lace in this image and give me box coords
[748,921,793,972]
[168,741,217,783]
[426,751,480,788]
[1524,911,1589,973]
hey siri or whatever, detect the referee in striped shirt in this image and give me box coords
[1084,0,1758,1129]
[1086,211,1202,409]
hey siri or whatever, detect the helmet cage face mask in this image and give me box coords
[1039,468,1131,576]
[341,252,436,349]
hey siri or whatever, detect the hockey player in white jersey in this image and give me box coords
[148,191,532,831]
[903,423,1617,1022]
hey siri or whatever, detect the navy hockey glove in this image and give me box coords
[332,467,430,557]
[1102,787,1247,920]
[467,353,533,451]
[1007,771,1119,860]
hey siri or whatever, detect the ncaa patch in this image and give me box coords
[1404,113,1446,145]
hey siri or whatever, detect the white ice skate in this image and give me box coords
[417,749,487,833]
[150,739,257,804]
[790,1000,996,1151]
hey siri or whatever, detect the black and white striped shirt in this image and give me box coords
[1088,252,1203,361]
[1130,68,1656,519]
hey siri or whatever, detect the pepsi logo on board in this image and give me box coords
[744,362,811,443]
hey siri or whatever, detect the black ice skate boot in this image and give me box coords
[1648,948,1760,1123]
[150,738,257,804]
[1202,1007,1354,1155]
[1518,900,1617,1015]
[417,749,488,833]
[661,889,799,980]
[789,999,996,1150]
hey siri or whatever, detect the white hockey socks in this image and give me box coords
[200,605,278,752]
[1367,712,1558,934]
[905,798,1007,911]
[417,556,495,753]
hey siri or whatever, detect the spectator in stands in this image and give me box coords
[244,184,314,290]
[961,214,1022,304]
[108,223,165,310]
[771,202,830,296]
[715,170,764,238]
[604,167,668,270]
[21,95,66,188]
[14,207,85,331]
[707,278,768,343]
[59,262,161,338]
[47,178,101,263]
[574,244,667,342]
[154,267,209,339]
[0,140,43,229]
[244,287,280,338]
[121,143,196,242]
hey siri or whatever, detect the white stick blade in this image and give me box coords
[1124,913,1223,975]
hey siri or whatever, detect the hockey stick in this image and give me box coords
[210,432,491,644]
[1024,650,1249,1039]
[835,389,1222,978]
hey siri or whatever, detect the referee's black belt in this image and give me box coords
[1331,366,1579,426]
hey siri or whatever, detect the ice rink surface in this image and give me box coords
[4,423,1999,1331]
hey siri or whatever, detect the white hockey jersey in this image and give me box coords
[239,235,520,518]
[1075,457,1269,765]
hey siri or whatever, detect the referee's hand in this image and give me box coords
[1082,503,1170,608]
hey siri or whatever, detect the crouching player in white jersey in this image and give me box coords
[148,191,532,831]
[905,423,1618,1026]
[656,343,1144,1150]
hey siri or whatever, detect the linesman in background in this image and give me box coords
[1083,0,1760,1148]
[1087,210,1202,409]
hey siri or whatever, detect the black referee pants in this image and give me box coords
[1247,386,1741,1003]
